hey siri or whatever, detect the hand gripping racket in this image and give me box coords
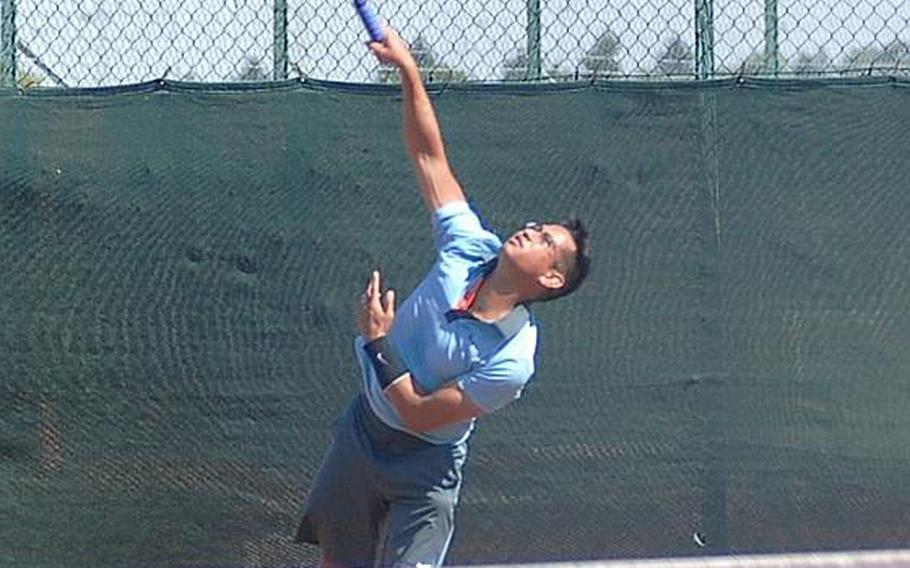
[354,0,385,42]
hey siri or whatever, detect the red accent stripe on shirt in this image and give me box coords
[454,277,485,311]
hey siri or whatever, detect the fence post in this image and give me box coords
[1,0,16,87]
[273,0,288,80]
[764,0,779,74]
[695,0,714,79]
[526,0,541,80]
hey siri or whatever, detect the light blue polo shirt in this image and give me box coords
[355,200,539,445]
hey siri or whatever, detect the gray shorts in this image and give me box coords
[296,393,467,567]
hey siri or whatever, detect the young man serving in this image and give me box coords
[296,25,591,567]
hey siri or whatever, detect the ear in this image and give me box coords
[537,269,566,292]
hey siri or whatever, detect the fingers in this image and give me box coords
[382,24,397,43]
[362,270,393,313]
[367,26,391,54]
[382,289,395,315]
[367,24,410,65]
[368,270,382,310]
[368,43,395,65]
[360,270,377,308]
[357,269,395,339]
[372,23,394,46]
[362,270,380,301]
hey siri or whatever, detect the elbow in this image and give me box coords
[414,150,449,171]
[414,151,436,169]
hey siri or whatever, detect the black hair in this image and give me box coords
[537,217,591,303]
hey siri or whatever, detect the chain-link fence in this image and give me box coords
[1,0,909,88]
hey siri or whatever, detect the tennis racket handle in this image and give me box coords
[354,0,385,42]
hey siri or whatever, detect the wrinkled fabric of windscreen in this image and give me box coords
[1,78,909,567]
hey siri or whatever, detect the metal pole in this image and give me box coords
[764,0,779,74]
[526,0,541,80]
[1,0,16,87]
[695,0,714,79]
[273,0,288,80]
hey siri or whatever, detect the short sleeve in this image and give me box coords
[456,356,534,415]
[432,201,502,264]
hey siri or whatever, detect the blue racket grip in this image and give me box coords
[354,0,385,42]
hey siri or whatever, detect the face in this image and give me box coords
[501,221,577,293]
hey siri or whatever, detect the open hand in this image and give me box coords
[357,270,396,341]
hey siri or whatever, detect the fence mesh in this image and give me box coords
[2,0,909,88]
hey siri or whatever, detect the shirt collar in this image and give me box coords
[445,259,531,342]
[489,304,531,340]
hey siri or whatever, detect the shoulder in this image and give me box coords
[432,201,502,263]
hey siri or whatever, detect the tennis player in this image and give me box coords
[296,24,591,567]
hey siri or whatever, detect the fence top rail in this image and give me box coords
[1,73,908,99]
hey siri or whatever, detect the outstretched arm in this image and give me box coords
[368,26,466,213]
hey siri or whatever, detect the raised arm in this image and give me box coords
[368,26,466,213]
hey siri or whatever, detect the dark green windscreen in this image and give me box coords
[1,78,909,566]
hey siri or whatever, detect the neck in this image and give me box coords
[470,263,527,322]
